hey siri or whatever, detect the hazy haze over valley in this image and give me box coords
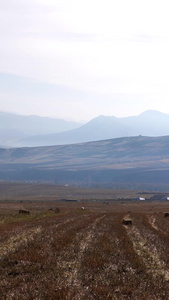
[1,110,169,147]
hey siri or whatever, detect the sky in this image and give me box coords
[0,0,169,122]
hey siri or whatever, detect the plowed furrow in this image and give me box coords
[56,214,106,299]
[126,224,169,281]
[0,226,42,259]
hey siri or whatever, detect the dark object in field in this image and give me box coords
[55,207,60,213]
[8,271,20,277]
[122,218,132,225]
[164,212,169,217]
[19,209,30,215]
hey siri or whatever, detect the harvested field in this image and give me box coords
[0,184,169,298]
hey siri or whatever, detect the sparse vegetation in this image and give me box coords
[0,184,169,298]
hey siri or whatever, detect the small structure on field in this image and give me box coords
[61,199,78,202]
[19,209,30,215]
[122,218,132,225]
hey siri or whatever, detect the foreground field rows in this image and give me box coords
[0,204,169,299]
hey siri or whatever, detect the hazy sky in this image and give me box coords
[0,0,169,121]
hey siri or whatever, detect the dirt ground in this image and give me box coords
[0,183,169,299]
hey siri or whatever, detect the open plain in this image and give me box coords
[0,183,169,299]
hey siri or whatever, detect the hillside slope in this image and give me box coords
[1,135,169,190]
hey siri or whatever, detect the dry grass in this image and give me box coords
[0,184,169,298]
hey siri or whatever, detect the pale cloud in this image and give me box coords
[0,0,169,121]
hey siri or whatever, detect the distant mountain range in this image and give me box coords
[1,110,169,147]
[1,135,169,191]
[0,111,82,147]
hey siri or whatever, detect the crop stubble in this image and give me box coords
[0,205,169,299]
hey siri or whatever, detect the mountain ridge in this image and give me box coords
[1,109,169,147]
[0,111,82,147]
[18,110,169,147]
